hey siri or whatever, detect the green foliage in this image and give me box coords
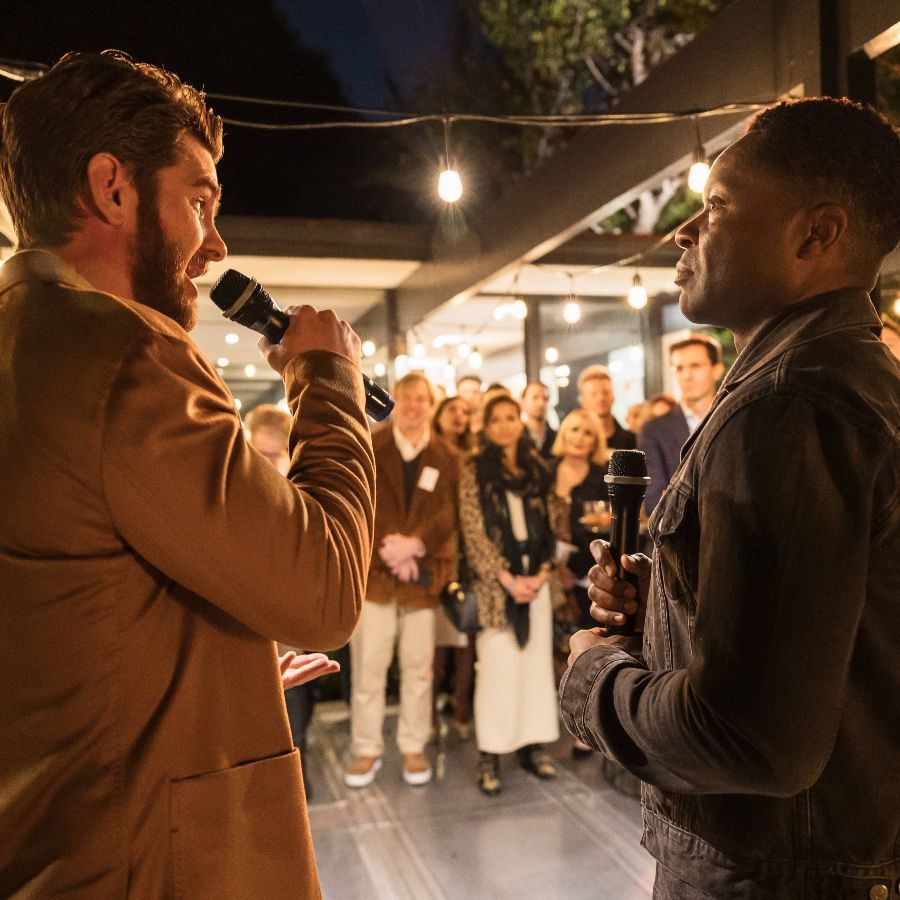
[654,185,703,234]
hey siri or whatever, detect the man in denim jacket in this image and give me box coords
[559,98,900,899]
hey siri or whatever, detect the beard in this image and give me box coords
[129,180,203,332]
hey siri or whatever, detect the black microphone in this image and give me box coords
[208,269,394,422]
[603,449,650,637]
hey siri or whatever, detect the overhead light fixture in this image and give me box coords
[512,298,528,320]
[468,348,483,369]
[628,272,648,309]
[544,346,559,364]
[374,362,386,377]
[234,398,243,410]
[437,117,463,203]
[688,117,710,194]
[361,340,376,358]
[457,342,471,358]
[225,332,239,345]
[554,364,571,377]
[492,305,508,320]
[412,342,426,358]
[563,301,581,324]
[244,363,257,377]
[216,357,230,368]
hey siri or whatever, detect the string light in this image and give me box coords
[628,272,648,309]
[225,332,239,345]
[512,298,528,320]
[438,117,463,203]
[412,342,427,358]
[234,398,243,410]
[688,116,710,194]
[244,363,257,377]
[216,357,230,367]
[457,342,471,358]
[563,301,581,324]
[544,346,559,364]
[374,362,386,377]
[361,340,376,358]
[468,348,483,369]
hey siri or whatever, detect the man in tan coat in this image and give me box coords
[0,52,375,898]
[345,373,460,788]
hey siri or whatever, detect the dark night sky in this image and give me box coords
[0,0,460,221]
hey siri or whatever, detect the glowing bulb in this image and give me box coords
[554,365,570,378]
[688,160,710,193]
[628,273,648,310]
[512,299,528,320]
[544,346,559,364]
[444,362,456,380]
[234,398,242,410]
[277,399,290,412]
[361,340,376,358]
[225,332,239,345]
[557,377,570,388]
[893,298,900,317]
[438,169,463,203]
[374,362,386,377]
[412,342,426,358]
[244,364,257,377]
[468,349,483,369]
[216,357,230,368]
[457,343,471,358]
[492,305,507,320]
[563,301,581,324]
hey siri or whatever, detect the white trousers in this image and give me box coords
[474,586,560,755]
[350,600,436,756]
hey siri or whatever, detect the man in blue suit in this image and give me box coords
[639,334,724,515]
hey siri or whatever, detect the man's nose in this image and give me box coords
[204,223,227,262]
[675,210,702,250]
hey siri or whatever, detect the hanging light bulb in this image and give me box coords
[438,168,463,203]
[628,272,648,310]
[361,340,376,358]
[563,301,581,324]
[244,363,257,377]
[234,398,243,411]
[412,342,426,358]
[893,297,900,317]
[512,298,528,320]
[544,346,559,364]
[688,117,710,194]
[457,342,471,358]
[468,348,483,369]
[216,357,230,368]
[374,362,386,377]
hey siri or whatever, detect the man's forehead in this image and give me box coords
[176,134,220,189]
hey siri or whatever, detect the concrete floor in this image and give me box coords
[305,702,655,899]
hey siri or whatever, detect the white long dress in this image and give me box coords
[473,491,560,755]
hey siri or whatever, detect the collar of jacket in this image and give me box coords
[0,249,96,294]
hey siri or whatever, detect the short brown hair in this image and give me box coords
[394,371,435,404]
[0,50,223,248]
[244,404,290,442]
[577,364,611,391]
[669,334,723,366]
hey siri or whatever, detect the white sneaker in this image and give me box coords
[344,756,382,788]
[402,753,433,786]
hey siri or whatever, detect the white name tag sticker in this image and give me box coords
[417,466,440,492]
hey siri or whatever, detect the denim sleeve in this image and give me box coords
[561,392,891,796]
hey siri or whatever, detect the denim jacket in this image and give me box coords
[560,289,900,899]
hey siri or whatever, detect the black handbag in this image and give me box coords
[441,550,479,634]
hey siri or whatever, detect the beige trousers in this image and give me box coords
[350,600,436,756]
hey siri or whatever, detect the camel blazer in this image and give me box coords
[0,251,375,898]
[366,427,461,608]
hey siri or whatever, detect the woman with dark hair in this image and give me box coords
[459,395,560,795]
[432,395,474,454]
[430,395,476,740]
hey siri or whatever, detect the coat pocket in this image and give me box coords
[169,749,319,900]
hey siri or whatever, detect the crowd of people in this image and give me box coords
[247,350,725,797]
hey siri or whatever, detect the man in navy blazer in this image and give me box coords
[640,334,724,515]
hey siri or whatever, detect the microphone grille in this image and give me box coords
[209,269,251,311]
[608,448,648,478]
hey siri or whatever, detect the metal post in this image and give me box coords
[524,296,542,382]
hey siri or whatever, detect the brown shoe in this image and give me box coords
[477,753,502,796]
[402,752,433,786]
[344,755,382,788]
[518,745,558,779]
[450,718,472,741]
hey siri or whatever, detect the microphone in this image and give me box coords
[208,269,394,422]
[603,449,650,637]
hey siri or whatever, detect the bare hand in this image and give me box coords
[587,540,651,631]
[567,628,606,667]
[279,652,340,690]
[379,533,425,569]
[510,576,539,604]
[260,304,362,375]
[390,558,420,583]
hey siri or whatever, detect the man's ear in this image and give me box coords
[797,203,848,259]
[84,152,136,226]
